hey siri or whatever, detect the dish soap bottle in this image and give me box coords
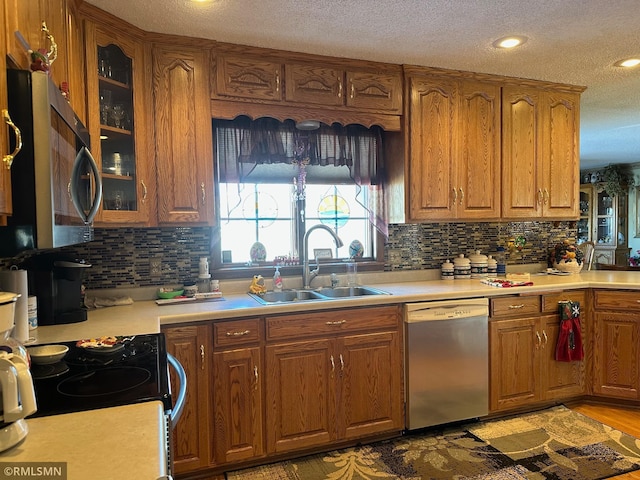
[273,266,283,292]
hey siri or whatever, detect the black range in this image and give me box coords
[29,333,172,417]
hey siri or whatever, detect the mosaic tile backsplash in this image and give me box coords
[0,221,576,290]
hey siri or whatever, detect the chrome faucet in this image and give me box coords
[302,224,343,289]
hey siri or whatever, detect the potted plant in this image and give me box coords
[601,164,634,197]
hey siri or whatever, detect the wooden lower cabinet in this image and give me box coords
[489,291,586,412]
[265,328,402,454]
[162,324,211,474]
[592,290,640,399]
[212,339,264,464]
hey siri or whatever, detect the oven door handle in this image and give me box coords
[167,353,186,426]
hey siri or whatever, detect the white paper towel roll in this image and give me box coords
[0,269,30,343]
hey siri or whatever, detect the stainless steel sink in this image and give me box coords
[249,286,391,304]
[314,286,391,298]
[249,289,325,305]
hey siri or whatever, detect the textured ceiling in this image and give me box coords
[84,0,640,170]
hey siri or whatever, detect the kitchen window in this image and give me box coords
[213,117,387,274]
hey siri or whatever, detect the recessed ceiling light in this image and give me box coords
[492,36,528,49]
[614,58,640,68]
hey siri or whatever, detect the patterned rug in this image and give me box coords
[226,405,640,480]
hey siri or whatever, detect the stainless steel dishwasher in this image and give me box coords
[404,298,489,430]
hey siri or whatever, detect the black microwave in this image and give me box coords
[1,70,102,257]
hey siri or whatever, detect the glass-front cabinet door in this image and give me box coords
[596,190,615,246]
[85,22,154,225]
[577,185,593,244]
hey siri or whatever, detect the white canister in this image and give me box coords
[27,296,37,330]
[469,250,488,278]
[453,254,471,279]
[441,259,454,280]
[487,255,498,277]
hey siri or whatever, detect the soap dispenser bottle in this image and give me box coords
[273,266,283,292]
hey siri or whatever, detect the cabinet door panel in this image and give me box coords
[490,317,539,411]
[408,77,457,220]
[163,325,211,473]
[346,71,402,113]
[265,339,335,453]
[502,87,542,217]
[154,46,214,224]
[339,331,402,440]
[458,81,501,218]
[0,4,11,215]
[593,312,639,399]
[213,347,263,464]
[285,63,343,106]
[543,92,579,217]
[541,315,585,399]
[216,55,282,101]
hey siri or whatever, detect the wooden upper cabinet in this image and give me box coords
[1,5,11,216]
[212,53,402,115]
[5,0,43,70]
[153,44,214,225]
[543,91,580,218]
[215,54,283,101]
[346,70,402,113]
[408,75,500,221]
[85,22,154,226]
[502,86,580,219]
[285,63,344,106]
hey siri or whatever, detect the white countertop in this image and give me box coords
[0,401,167,480]
[28,270,640,344]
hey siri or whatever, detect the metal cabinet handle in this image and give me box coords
[339,354,344,372]
[337,78,343,98]
[226,329,250,337]
[325,320,346,325]
[200,344,205,370]
[350,82,354,99]
[508,304,525,309]
[452,188,458,205]
[141,180,148,203]
[459,187,464,205]
[330,355,335,372]
[3,109,22,169]
[41,22,58,65]
[275,72,280,92]
[200,182,206,205]
[536,331,542,348]
[67,182,72,200]
[537,189,543,205]
[542,330,548,347]
[543,189,549,205]
[253,365,259,390]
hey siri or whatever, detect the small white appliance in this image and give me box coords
[0,291,37,452]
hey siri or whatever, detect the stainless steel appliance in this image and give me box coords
[1,69,102,256]
[404,298,489,430]
[29,333,185,476]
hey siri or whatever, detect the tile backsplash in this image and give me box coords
[0,221,576,290]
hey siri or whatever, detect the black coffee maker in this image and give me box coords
[23,254,91,325]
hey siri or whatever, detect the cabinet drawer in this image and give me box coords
[594,290,640,311]
[490,296,540,318]
[541,290,587,313]
[213,317,262,348]
[266,306,399,341]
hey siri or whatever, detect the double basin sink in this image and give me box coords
[249,286,391,305]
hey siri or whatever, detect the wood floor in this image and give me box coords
[570,402,640,480]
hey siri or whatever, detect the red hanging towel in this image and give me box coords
[555,301,584,362]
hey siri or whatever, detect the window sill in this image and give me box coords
[212,260,385,280]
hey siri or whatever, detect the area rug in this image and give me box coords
[226,405,640,480]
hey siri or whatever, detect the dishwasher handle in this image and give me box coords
[405,304,488,322]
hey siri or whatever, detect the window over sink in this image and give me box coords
[212,117,387,274]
